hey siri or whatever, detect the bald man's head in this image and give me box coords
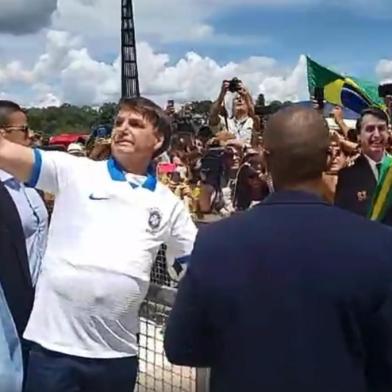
[264,106,329,189]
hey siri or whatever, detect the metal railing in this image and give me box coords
[136,247,210,392]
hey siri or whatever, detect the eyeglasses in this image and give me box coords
[3,125,29,135]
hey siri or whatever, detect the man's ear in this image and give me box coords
[154,132,164,154]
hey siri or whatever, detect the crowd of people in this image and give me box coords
[23,78,391,225]
[1,74,392,392]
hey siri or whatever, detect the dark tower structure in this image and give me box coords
[121,0,140,98]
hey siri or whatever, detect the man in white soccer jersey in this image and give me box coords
[0,97,197,392]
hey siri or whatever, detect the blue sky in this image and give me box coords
[1,0,392,106]
[155,2,390,80]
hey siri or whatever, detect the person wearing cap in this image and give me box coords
[0,96,197,392]
[67,142,86,157]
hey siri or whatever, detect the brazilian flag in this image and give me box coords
[307,56,383,114]
[368,156,392,222]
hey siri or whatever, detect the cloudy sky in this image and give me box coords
[0,0,392,107]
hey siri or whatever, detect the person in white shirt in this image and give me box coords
[209,80,259,145]
[0,96,197,392]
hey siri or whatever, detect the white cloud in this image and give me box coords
[0,29,307,107]
[60,49,121,105]
[376,59,392,84]
[33,30,81,80]
[0,61,33,85]
[7,0,385,107]
[138,45,307,104]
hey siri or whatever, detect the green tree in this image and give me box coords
[98,103,117,125]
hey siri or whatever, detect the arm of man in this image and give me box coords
[165,200,197,281]
[332,106,351,138]
[330,130,358,155]
[164,228,215,367]
[209,81,229,128]
[0,136,80,195]
[0,137,35,183]
[340,139,358,155]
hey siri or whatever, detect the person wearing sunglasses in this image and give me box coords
[0,101,48,289]
[233,151,270,211]
[0,100,44,390]
[335,107,391,222]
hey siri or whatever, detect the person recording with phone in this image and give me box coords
[209,79,259,145]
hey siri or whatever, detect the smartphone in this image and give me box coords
[167,100,174,108]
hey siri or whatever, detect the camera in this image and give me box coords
[379,83,392,98]
[200,147,225,188]
[227,77,242,93]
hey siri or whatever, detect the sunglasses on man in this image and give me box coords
[3,125,30,135]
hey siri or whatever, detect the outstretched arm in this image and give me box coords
[210,81,229,127]
[0,134,35,183]
[0,133,80,195]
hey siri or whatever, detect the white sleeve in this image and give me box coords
[25,149,80,195]
[165,201,198,281]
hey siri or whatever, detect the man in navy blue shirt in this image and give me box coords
[165,106,392,392]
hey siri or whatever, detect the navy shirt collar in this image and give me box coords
[263,190,328,205]
[107,157,157,192]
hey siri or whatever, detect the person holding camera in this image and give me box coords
[209,79,258,145]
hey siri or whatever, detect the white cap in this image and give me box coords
[67,143,84,154]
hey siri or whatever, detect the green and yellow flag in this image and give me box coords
[368,156,392,222]
[307,57,384,114]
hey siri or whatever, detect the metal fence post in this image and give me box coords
[196,369,210,392]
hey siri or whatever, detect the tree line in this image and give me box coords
[26,101,214,135]
[27,103,118,135]
[26,97,288,135]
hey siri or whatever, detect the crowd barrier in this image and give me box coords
[136,245,210,392]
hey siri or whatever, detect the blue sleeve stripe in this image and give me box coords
[26,149,42,188]
[175,255,191,265]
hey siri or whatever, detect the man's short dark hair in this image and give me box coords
[356,107,389,133]
[0,100,22,128]
[117,97,172,158]
[264,107,330,188]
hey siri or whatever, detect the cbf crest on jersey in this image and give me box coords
[148,208,163,232]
